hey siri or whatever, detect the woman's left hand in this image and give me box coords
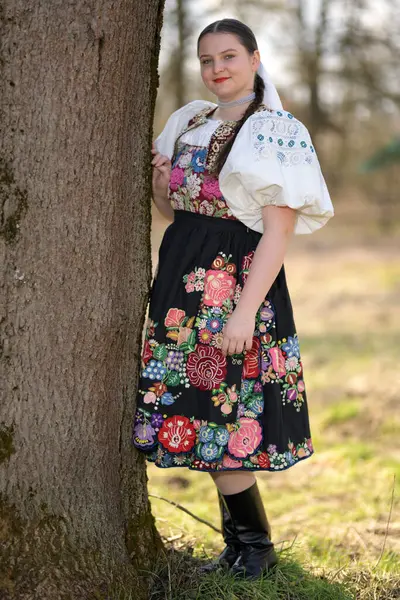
[221,308,255,357]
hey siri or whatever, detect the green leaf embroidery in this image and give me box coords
[153,344,167,361]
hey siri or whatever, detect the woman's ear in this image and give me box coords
[252,49,261,72]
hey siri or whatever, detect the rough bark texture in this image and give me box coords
[0,1,164,597]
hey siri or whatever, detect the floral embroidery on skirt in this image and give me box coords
[132,210,313,472]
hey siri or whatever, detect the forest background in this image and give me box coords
[147,0,400,597]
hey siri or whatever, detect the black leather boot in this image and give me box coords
[199,490,240,573]
[223,481,278,579]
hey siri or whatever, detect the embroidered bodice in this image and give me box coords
[168,105,271,220]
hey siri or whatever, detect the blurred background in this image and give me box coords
[147,0,400,575]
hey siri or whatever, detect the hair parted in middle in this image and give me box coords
[197,18,267,175]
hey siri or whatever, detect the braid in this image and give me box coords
[213,73,265,175]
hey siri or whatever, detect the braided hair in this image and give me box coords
[197,19,266,175]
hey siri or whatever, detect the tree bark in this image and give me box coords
[0,1,164,597]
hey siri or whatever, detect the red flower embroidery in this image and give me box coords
[165,308,186,328]
[187,344,227,391]
[242,337,261,379]
[142,339,153,364]
[158,415,196,453]
[258,451,271,468]
[203,270,236,307]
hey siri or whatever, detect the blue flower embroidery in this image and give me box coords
[206,317,223,332]
[285,451,296,466]
[287,113,294,119]
[161,392,174,406]
[281,336,300,359]
[300,141,307,148]
[215,427,229,446]
[161,452,174,467]
[201,442,219,461]
[288,140,295,147]
[257,134,264,141]
[142,359,166,380]
[191,148,207,173]
[198,425,215,443]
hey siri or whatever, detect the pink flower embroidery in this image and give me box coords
[203,270,236,307]
[177,326,192,346]
[169,167,185,191]
[222,454,243,469]
[143,392,157,404]
[186,344,227,391]
[165,308,186,328]
[201,176,221,200]
[242,251,254,270]
[241,251,255,284]
[228,418,263,459]
[269,347,286,377]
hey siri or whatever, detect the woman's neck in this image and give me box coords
[210,103,253,122]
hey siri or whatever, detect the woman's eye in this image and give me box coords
[225,55,234,59]
[201,59,211,65]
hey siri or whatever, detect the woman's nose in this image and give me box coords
[213,61,225,74]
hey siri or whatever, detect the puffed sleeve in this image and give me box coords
[154,100,216,160]
[219,110,334,234]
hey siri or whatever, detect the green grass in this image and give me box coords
[146,548,356,600]
[322,400,362,426]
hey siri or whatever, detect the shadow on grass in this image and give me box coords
[145,545,355,600]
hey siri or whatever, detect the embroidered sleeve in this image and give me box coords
[219,110,334,235]
[251,111,316,168]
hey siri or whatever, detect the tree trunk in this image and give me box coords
[0,1,164,597]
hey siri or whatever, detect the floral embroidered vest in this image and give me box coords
[168,104,270,220]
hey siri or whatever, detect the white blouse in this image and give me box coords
[155,100,334,235]
[179,118,221,146]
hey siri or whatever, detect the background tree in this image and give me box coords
[0,1,165,597]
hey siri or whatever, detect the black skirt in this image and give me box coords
[132,210,313,472]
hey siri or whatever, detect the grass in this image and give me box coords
[144,210,400,599]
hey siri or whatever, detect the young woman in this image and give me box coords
[132,18,334,579]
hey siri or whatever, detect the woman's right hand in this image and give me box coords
[151,142,172,200]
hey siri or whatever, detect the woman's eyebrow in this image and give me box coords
[199,48,238,59]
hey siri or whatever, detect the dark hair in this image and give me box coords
[197,18,266,174]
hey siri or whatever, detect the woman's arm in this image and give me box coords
[221,205,296,357]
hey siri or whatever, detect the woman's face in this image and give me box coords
[198,32,260,101]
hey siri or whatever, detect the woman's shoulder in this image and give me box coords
[155,100,216,159]
[222,105,317,172]
[168,99,217,121]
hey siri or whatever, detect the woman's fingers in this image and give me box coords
[222,336,245,357]
[152,155,171,168]
[154,165,170,177]
[245,337,254,352]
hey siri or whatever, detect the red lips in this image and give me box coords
[214,77,230,83]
